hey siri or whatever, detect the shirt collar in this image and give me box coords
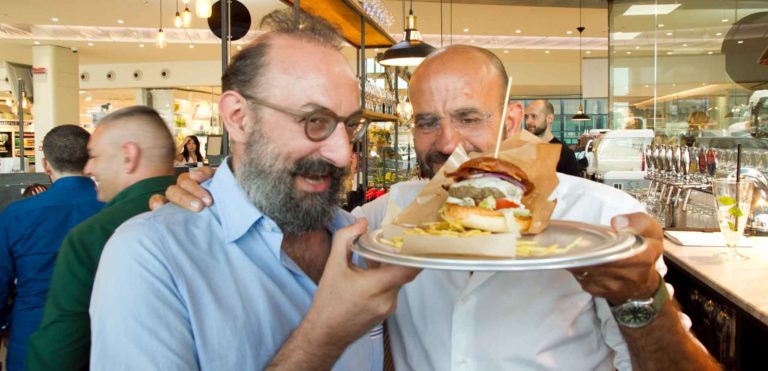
[205,158,357,244]
[50,176,95,191]
[205,158,264,243]
[106,175,176,207]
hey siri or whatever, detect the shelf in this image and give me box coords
[363,110,399,122]
[280,0,395,48]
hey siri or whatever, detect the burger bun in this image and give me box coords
[443,203,531,233]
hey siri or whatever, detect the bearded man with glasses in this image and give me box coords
[89,9,419,371]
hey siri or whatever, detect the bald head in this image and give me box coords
[412,45,509,106]
[96,106,176,167]
[85,106,175,201]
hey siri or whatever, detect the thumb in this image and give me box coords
[329,218,368,263]
[611,212,663,240]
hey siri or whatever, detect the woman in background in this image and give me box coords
[176,135,204,166]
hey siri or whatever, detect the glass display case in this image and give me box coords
[608,0,768,145]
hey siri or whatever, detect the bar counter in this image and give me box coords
[664,236,768,325]
[663,236,768,369]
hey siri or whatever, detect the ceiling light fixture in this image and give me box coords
[503,50,508,53]
[657,24,664,28]
[33,41,40,45]
[189,44,194,48]
[195,0,212,18]
[380,0,436,66]
[175,0,183,28]
[722,18,729,23]
[51,17,59,22]
[545,50,550,54]
[666,32,673,36]
[572,0,590,122]
[117,19,124,24]
[586,50,591,54]
[139,43,145,48]
[463,28,469,32]
[88,42,94,46]
[716,32,723,36]
[566,30,573,35]
[157,0,166,48]
[623,4,681,16]
[515,29,522,34]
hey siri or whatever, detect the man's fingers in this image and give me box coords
[149,194,168,211]
[188,166,215,183]
[165,184,204,212]
[611,212,664,240]
[178,175,213,207]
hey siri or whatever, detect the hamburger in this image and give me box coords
[442,157,534,233]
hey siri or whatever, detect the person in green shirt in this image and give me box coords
[26,105,177,371]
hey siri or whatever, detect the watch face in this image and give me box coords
[616,305,654,327]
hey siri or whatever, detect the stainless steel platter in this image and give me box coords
[353,220,646,271]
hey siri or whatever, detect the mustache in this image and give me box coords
[290,157,348,179]
[424,151,450,168]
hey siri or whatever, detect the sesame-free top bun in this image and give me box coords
[446,157,535,195]
[443,203,532,233]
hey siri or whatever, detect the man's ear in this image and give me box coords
[506,101,524,137]
[41,158,53,177]
[122,142,141,174]
[219,91,250,144]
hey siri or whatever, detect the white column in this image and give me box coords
[31,45,79,172]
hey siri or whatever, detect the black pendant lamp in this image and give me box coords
[572,0,591,121]
[380,0,436,66]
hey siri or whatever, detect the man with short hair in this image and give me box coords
[0,125,103,371]
[525,99,581,176]
[26,106,177,371]
[89,9,418,371]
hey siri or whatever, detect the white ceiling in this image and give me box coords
[1,0,765,99]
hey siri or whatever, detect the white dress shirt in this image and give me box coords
[353,174,688,371]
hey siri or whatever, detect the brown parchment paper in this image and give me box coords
[384,130,561,257]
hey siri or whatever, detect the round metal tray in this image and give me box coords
[354,220,646,271]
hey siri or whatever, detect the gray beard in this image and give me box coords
[235,126,348,235]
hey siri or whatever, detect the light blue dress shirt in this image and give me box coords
[90,159,382,371]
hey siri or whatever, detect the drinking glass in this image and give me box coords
[711,179,754,261]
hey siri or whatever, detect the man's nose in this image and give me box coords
[434,121,462,156]
[317,123,353,168]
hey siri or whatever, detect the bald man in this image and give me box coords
[525,99,581,176]
[26,106,177,371]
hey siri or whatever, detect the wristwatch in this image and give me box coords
[610,274,669,328]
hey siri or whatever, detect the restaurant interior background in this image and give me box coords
[1,0,767,194]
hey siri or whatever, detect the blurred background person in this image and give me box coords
[524,99,581,176]
[0,125,103,371]
[176,135,203,166]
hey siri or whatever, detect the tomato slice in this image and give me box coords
[495,199,520,210]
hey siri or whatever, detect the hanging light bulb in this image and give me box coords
[158,0,166,48]
[21,94,28,109]
[174,0,182,28]
[157,28,166,48]
[183,5,192,27]
[196,0,212,18]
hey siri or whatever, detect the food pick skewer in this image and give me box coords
[735,144,742,231]
[494,77,513,159]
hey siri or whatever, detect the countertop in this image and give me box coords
[663,236,768,326]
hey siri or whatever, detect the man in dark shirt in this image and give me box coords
[27,106,177,371]
[0,125,103,371]
[524,99,581,176]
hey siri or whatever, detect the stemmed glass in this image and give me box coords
[711,179,754,261]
